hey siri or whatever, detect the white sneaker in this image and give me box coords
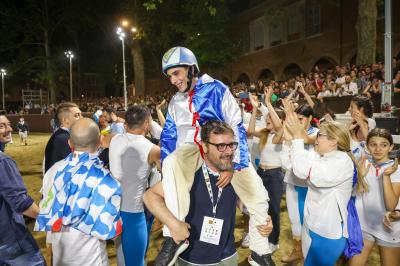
[269,243,279,253]
[241,232,250,248]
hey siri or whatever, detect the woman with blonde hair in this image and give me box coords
[281,101,319,264]
[284,103,363,266]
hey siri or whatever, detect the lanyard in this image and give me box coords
[202,164,223,217]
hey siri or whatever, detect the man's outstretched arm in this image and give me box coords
[143,182,190,243]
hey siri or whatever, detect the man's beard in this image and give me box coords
[213,154,234,172]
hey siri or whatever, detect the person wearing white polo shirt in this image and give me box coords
[351,129,400,266]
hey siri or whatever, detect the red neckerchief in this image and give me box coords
[188,89,204,158]
[369,159,394,177]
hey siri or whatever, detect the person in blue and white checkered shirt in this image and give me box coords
[36,118,122,266]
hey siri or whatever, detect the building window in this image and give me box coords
[287,6,303,41]
[270,22,282,46]
[251,20,265,50]
[306,5,321,36]
[241,30,250,54]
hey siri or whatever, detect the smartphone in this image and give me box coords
[258,94,264,102]
[239,92,249,99]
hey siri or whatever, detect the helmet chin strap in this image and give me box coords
[184,66,194,93]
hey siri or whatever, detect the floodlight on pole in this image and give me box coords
[0,69,6,110]
[117,27,128,111]
[64,51,74,101]
[121,20,129,27]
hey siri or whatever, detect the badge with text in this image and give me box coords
[200,216,224,245]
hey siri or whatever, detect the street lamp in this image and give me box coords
[116,27,128,111]
[64,50,74,101]
[0,69,6,110]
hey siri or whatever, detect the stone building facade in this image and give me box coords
[215,0,400,84]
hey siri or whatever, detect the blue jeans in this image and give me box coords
[0,233,45,266]
[257,167,284,245]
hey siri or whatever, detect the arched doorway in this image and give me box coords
[281,64,303,80]
[257,69,274,82]
[236,73,250,85]
[350,54,357,66]
[313,57,337,72]
[221,77,230,86]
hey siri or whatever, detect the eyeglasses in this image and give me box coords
[206,141,238,152]
[316,132,328,138]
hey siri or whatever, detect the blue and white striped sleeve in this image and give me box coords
[221,88,249,170]
[160,112,178,163]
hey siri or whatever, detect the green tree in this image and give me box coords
[117,0,236,95]
[0,0,115,103]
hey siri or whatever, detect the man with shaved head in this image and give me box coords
[36,118,122,266]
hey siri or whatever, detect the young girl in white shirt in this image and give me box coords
[285,105,357,265]
[247,88,284,252]
[350,128,400,266]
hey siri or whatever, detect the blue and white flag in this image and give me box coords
[35,152,122,240]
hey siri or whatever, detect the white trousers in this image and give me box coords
[161,144,272,255]
[286,183,306,239]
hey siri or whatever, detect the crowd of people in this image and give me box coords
[0,46,399,266]
[5,56,400,118]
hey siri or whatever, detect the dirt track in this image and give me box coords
[7,133,379,265]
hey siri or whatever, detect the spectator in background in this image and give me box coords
[312,73,324,93]
[44,102,82,173]
[102,107,125,134]
[362,78,382,99]
[99,114,111,135]
[317,83,333,100]
[17,117,29,146]
[393,72,400,93]
[342,75,359,95]
[0,114,45,265]
[335,67,346,86]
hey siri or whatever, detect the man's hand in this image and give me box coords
[216,170,233,188]
[170,220,191,244]
[256,215,273,237]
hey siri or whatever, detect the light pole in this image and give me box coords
[117,27,128,111]
[0,69,6,110]
[64,51,74,101]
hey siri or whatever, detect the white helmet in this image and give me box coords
[162,47,199,75]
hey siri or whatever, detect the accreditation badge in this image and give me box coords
[199,216,224,245]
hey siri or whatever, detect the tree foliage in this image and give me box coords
[0,0,118,102]
[140,0,237,71]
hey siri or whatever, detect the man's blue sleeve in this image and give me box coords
[0,157,34,213]
[160,112,177,162]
